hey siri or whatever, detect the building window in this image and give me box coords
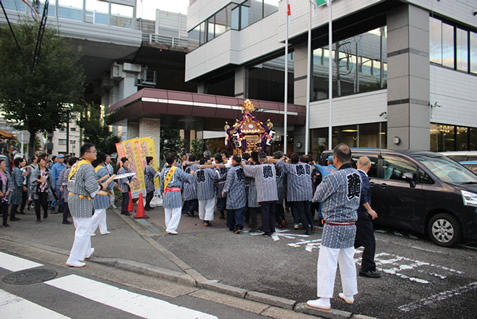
[70,140,76,144]
[311,122,386,158]
[58,139,67,145]
[471,32,477,74]
[430,17,442,64]
[70,127,76,131]
[312,27,387,101]
[456,28,468,72]
[442,22,455,69]
[248,52,294,103]
[59,128,66,132]
[188,1,278,48]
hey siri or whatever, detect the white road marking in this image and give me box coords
[398,282,477,312]
[46,275,218,319]
[0,252,43,272]
[0,289,69,318]
[354,250,463,284]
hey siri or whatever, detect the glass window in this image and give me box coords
[415,155,477,185]
[430,124,455,152]
[110,3,133,28]
[59,139,67,145]
[471,128,477,150]
[471,32,477,74]
[429,17,442,64]
[456,28,468,72]
[241,0,262,29]
[332,125,357,148]
[207,18,215,41]
[198,21,206,45]
[456,126,468,151]
[214,7,230,38]
[189,24,201,44]
[442,22,454,68]
[264,0,279,17]
[231,5,240,30]
[382,156,417,181]
[418,168,435,184]
[359,123,381,147]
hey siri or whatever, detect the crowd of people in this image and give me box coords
[0,142,380,310]
[0,152,117,228]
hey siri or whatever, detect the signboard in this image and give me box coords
[116,137,159,199]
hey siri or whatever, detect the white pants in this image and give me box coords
[164,207,182,234]
[67,217,93,264]
[198,198,215,221]
[90,208,108,234]
[317,246,358,298]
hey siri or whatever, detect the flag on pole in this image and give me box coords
[314,0,327,6]
[288,3,291,16]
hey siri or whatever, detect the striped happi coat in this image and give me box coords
[245,166,259,208]
[274,163,286,203]
[196,168,218,200]
[215,167,228,199]
[223,165,246,210]
[94,166,115,210]
[117,167,132,193]
[312,163,361,249]
[144,165,157,193]
[68,162,100,218]
[30,167,54,201]
[0,171,13,201]
[58,167,71,203]
[9,167,23,205]
[183,164,198,201]
[243,164,278,203]
[276,161,313,202]
[160,165,194,209]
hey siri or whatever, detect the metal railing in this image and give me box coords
[142,33,199,51]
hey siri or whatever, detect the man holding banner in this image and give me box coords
[160,152,195,235]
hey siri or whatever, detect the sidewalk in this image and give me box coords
[0,205,373,319]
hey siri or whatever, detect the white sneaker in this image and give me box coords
[85,248,95,260]
[112,205,117,209]
[100,231,111,235]
[66,260,86,268]
[306,298,331,310]
[339,293,354,304]
[90,233,96,237]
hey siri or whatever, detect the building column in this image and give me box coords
[139,118,161,163]
[234,66,248,98]
[387,4,430,151]
[293,42,308,106]
[127,121,139,140]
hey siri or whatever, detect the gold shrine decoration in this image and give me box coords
[242,99,256,113]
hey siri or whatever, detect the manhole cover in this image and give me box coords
[3,268,57,285]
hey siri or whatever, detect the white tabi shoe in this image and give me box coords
[100,231,111,235]
[90,233,96,237]
[306,298,331,310]
[339,293,354,304]
[66,260,86,268]
[85,248,95,260]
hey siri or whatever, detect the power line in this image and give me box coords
[0,0,22,51]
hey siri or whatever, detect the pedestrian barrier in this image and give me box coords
[128,192,133,212]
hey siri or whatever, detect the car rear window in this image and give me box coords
[414,155,477,184]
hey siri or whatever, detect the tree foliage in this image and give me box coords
[160,129,184,158]
[0,22,84,155]
[76,104,121,155]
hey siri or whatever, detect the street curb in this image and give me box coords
[92,257,197,288]
[197,280,248,298]
[245,290,296,310]
[295,303,353,319]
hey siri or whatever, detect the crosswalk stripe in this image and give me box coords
[0,252,43,272]
[0,289,70,319]
[46,275,218,319]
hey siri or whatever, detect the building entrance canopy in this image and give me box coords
[107,89,305,131]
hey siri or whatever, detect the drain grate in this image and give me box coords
[3,268,57,285]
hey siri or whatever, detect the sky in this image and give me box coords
[137,0,189,20]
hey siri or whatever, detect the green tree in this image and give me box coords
[0,22,84,156]
[191,139,205,159]
[77,103,121,155]
[160,129,184,159]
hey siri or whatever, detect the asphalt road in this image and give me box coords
[155,216,477,319]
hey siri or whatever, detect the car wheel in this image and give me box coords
[428,213,462,247]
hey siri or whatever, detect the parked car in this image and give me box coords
[440,151,477,175]
[319,149,477,247]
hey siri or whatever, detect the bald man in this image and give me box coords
[355,157,380,278]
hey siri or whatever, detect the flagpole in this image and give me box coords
[328,0,333,150]
[283,0,289,154]
[305,0,312,154]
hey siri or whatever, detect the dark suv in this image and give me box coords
[319,149,477,247]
